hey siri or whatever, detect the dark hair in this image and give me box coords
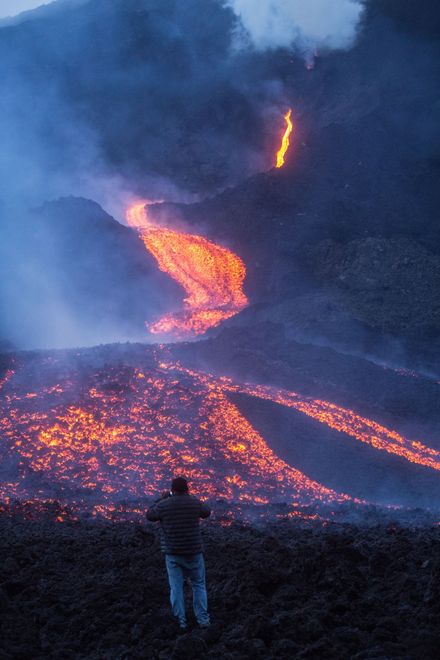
[171,477,189,493]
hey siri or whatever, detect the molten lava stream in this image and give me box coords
[163,363,440,473]
[276,108,293,168]
[0,355,353,521]
[0,369,14,390]
[126,202,248,337]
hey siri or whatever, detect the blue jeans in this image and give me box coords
[165,553,210,627]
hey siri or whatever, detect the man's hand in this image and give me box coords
[161,490,171,500]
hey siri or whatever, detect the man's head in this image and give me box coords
[171,476,189,494]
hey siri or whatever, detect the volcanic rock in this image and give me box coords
[310,237,440,336]
[1,517,439,659]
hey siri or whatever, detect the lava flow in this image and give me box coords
[0,350,349,522]
[126,202,248,336]
[276,108,293,168]
[2,348,440,523]
[168,364,440,472]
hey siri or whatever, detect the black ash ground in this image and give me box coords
[1,515,439,659]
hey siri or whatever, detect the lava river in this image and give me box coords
[0,349,345,521]
[1,347,439,522]
[276,109,293,168]
[125,109,293,337]
[126,202,248,337]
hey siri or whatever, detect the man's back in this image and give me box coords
[147,493,210,554]
[147,479,211,629]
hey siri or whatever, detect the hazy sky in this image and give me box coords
[0,1,54,19]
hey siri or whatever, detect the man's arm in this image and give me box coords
[199,501,211,519]
[146,502,161,521]
[146,492,169,521]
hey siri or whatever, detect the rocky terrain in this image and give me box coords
[310,238,440,338]
[1,516,439,659]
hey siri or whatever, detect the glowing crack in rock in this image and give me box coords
[126,202,248,337]
[0,370,14,390]
[275,108,293,168]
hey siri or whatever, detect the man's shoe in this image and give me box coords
[175,619,188,633]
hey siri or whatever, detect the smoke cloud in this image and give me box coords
[226,0,364,54]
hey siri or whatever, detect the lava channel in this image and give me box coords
[164,363,440,473]
[126,202,248,337]
[276,108,293,168]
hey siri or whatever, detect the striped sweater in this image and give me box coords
[146,494,211,554]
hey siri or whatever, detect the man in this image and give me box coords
[146,476,211,630]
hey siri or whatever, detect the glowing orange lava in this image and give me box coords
[0,369,14,390]
[3,349,440,522]
[276,108,293,168]
[126,202,248,336]
[126,200,155,228]
[0,354,352,521]
[165,363,440,473]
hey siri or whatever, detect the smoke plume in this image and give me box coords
[226,0,364,54]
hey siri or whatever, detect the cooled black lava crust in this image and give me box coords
[1,518,439,659]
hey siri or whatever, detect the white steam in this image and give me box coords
[226,0,364,54]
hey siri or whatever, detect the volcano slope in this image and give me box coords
[1,517,440,659]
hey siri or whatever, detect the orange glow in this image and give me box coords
[0,352,354,521]
[126,202,248,336]
[126,201,152,228]
[166,363,440,474]
[275,109,293,168]
[0,369,14,390]
[3,352,440,522]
